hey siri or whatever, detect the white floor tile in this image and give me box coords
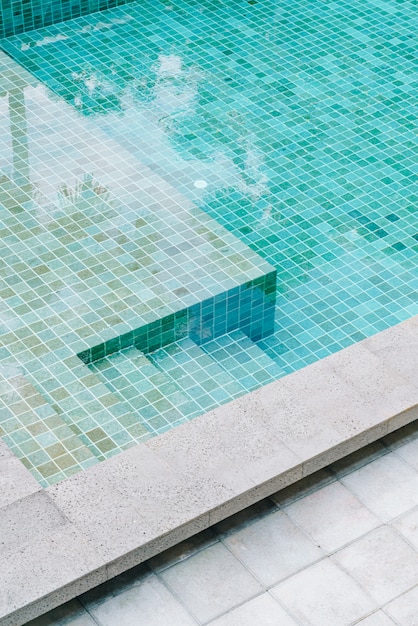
[271,559,374,626]
[221,509,323,586]
[87,574,197,626]
[284,481,380,552]
[270,469,335,508]
[207,593,298,626]
[391,507,418,551]
[328,442,388,478]
[393,437,418,472]
[385,586,418,626]
[340,453,418,522]
[80,564,148,608]
[355,611,397,625]
[148,529,218,573]
[333,527,418,605]
[383,422,418,451]
[214,500,277,536]
[159,542,262,623]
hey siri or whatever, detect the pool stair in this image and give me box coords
[88,330,285,435]
[0,48,278,486]
[200,330,284,389]
[88,346,201,434]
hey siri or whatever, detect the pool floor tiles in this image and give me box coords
[1,0,417,485]
[89,330,284,435]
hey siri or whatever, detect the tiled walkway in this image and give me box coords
[28,421,418,626]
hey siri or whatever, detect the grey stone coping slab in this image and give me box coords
[0,316,418,625]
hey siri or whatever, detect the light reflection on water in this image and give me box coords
[68,49,273,212]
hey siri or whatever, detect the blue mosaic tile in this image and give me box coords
[0,0,136,38]
[0,0,417,484]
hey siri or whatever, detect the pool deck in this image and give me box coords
[1,315,417,625]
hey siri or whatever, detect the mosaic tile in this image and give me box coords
[0,0,417,484]
[0,370,99,486]
[88,345,197,434]
[0,0,137,38]
[2,0,415,376]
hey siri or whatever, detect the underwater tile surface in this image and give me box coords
[0,50,274,485]
[0,0,417,484]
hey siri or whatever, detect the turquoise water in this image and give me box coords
[2,0,417,376]
[0,1,418,360]
[0,0,417,485]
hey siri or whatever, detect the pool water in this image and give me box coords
[3,0,416,372]
[0,0,417,485]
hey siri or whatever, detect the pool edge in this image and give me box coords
[0,315,417,625]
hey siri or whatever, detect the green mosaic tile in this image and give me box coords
[0,371,99,486]
[89,346,199,434]
[0,0,417,484]
[0,1,138,38]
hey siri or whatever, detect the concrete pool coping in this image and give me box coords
[1,315,417,625]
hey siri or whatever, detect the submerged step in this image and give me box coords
[88,333,283,436]
[149,337,249,412]
[89,346,201,434]
[201,330,285,391]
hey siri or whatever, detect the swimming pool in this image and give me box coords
[0,0,417,485]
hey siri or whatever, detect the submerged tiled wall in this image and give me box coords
[0,0,135,37]
[78,271,277,364]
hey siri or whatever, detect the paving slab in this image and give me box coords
[283,481,380,553]
[21,600,95,626]
[356,612,397,626]
[208,593,298,626]
[362,319,418,388]
[333,527,418,605]
[159,542,263,623]
[391,508,418,552]
[0,455,41,508]
[392,436,418,472]
[271,559,375,626]
[0,525,106,626]
[339,453,418,522]
[85,572,198,626]
[0,491,68,559]
[148,528,218,574]
[384,586,418,626]
[221,510,324,587]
